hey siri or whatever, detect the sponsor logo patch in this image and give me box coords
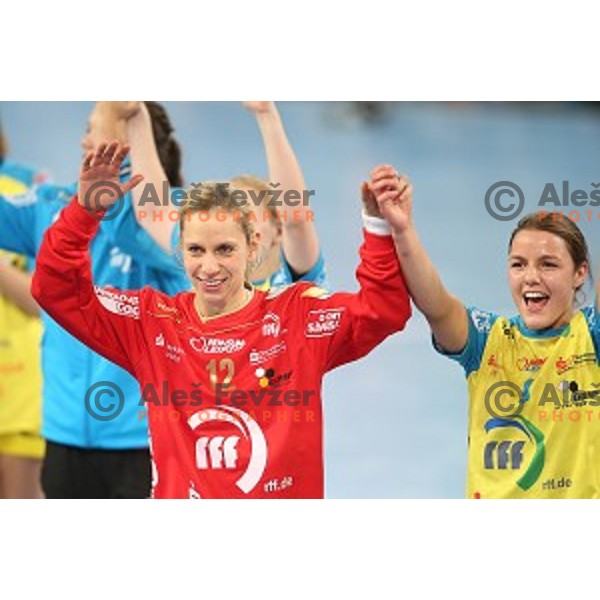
[305,308,344,338]
[189,337,246,354]
[262,313,281,338]
[249,341,287,366]
[95,287,140,319]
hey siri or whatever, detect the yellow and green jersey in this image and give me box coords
[0,160,45,438]
[438,306,600,498]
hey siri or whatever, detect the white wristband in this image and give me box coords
[361,212,391,236]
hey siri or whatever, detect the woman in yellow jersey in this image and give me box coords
[0,128,44,498]
[369,164,600,499]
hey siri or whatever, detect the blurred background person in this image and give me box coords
[0,124,46,498]
[121,100,326,290]
[0,104,189,498]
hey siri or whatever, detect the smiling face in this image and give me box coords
[81,102,128,153]
[508,229,588,330]
[182,209,258,318]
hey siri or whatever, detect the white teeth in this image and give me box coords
[200,279,226,290]
[523,291,549,306]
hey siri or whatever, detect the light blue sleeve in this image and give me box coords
[433,306,499,377]
[295,251,327,288]
[171,220,181,252]
[24,255,36,274]
[276,251,328,289]
[582,306,600,362]
[0,191,38,257]
[1,161,51,187]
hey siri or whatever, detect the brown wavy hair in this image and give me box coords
[144,102,183,188]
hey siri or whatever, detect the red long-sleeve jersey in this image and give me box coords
[32,199,411,498]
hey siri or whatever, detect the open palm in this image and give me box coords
[78,142,143,213]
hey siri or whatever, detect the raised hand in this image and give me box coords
[243,101,275,114]
[360,182,382,218]
[78,141,144,213]
[369,165,413,234]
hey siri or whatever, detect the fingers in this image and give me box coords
[121,173,144,196]
[366,164,414,221]
[361,181,373,202]
[370,164,398,182]
[377,189,403,204]
[90,143,108,168]
[370,164,406,187]
[86,140,131,168]
[371,175,410,196]
[376,185,413,207]
[112,143,131,167]
[361,181,381,217]
[368,164,410,200]
[82,151,95,171]
[401,184,413,200]
[103,142,119,165]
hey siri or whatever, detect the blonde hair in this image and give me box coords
[230,175,279,222]
[179,181,256,243]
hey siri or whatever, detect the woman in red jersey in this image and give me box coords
[32,142,411,499]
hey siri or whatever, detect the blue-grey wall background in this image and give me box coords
[3,101,600,497]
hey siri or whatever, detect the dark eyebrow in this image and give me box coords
[538,254,561,261]
[509,253,561,261]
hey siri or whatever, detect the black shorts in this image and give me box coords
[41,441,151,499]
